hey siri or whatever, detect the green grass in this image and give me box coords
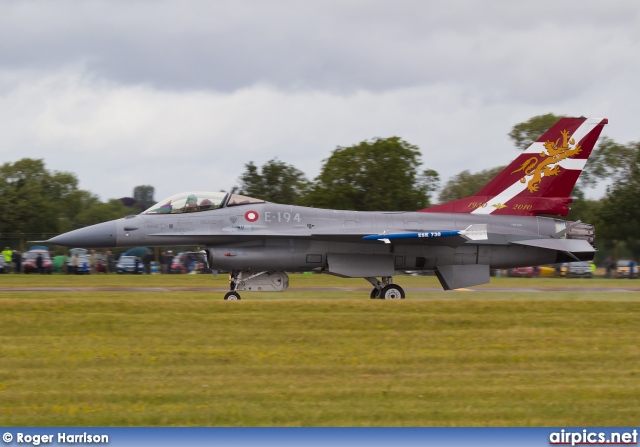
[2,271,640,290]
[1,274,640,426]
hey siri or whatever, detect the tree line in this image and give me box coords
[2,114,639,261]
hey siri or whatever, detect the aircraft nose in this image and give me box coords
[48,220,117,248]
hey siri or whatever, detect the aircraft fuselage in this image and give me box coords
[45,116,605,299]
[79,202,589,274]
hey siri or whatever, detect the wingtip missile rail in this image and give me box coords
[363,224,488,244]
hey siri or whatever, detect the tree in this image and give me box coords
[438,166,505,203]
[303,137,439,211]
[133,185,155,209]
[421,169,441,204]
[75,199,134,227]
[508,113,563,150]
[57,190,102,233]
[593,141,640,245]
[0,158,134,239]
[0,158,80,235]
[235,158,310,204]
[579,137,636,188]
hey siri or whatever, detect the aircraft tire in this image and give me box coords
[224,291,241,301]
[370,288,381,299]
[380,284,405,299]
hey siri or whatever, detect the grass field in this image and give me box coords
[1,273,639,426]
[3,271,640,291]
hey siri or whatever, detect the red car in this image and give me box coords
[23,249,53,274]
[510,266,535,278]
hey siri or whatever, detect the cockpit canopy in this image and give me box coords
[142,191,265,214]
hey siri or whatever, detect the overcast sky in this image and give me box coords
[1,0,639,204]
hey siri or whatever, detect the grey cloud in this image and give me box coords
[1,0,639,203]
[2,0,639,98]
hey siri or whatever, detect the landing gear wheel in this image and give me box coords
[380,284,405,299]
[370,288,381,299]
[224,291,241,301]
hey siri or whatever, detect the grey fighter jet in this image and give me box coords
[48,116,608,300]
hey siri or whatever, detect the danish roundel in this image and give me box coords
[244,210,259,222]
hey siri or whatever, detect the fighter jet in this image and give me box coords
[47,116,607,300]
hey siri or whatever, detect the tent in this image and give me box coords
[29,245,49,251]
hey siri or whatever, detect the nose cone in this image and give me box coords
[48,220,117,248]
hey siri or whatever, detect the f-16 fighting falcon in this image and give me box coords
[48,116,608,300]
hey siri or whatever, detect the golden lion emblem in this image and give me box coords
[511,129,582,193]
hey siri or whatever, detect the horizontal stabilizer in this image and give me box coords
[510,238,595,252]
[363,224,488,244]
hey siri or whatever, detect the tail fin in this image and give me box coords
[420,116,608,216]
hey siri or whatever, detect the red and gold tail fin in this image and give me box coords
[420,116,608,216]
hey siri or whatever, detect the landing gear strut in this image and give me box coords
[203,251,240,300]
[365,276,405,299]
[222,270,290,300]
[226,270,242,300]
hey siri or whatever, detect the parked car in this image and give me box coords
[538,264,568,277]
[0,256,7,273]
[23,249,53,274]
[566,261,593,278]
[538,265,556,277]
[116,255,146,274]
[510,266,535,278]
[615,260,638,278]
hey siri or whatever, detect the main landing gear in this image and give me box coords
[221,271,406,300]
[224,291,241,300]
[365,276,405,299]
